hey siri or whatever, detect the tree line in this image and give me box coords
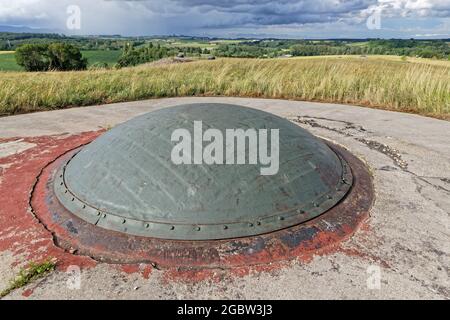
[11,38,450,72]
[116,43,211,68]
[215,39,450,59]
[14,42,211,71]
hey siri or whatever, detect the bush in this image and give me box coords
[15,44,50,72]
[116,45,174,68]
[46,43,87,71]
[15,43,87,72]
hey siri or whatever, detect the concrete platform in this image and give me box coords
[0,97,449,300]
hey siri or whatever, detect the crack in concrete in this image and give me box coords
[418,176,450,188]
[293,117,353,137]
[26,144,101,268]
[415,176,450,194]
[293,116,370,133]
[355,138,408,170]
[291,116,450,195]
[292,116,407,169]
[412,176,450,213]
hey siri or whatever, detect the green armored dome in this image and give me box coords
[54,103,352,240]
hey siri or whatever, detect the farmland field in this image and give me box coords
[164,39,245,50]
[0,56,448,119]
[0,52,22,71]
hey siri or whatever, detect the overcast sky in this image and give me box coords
[0,0,449,38]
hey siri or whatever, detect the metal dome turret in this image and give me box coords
[54,103,352,240]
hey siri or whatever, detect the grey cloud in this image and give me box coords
[0,0,448,37]
[132,0,450,29]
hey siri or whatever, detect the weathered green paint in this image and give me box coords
[54,104,353,240]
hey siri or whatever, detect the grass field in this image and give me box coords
[284,55,450,67]
[0,57,448,119]
[0,52,23,71]
[0,50,122,71]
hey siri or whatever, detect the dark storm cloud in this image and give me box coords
[0,0,449,37]
[128,0,449,30]
[157,0,380,27]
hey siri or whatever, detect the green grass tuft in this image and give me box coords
[0,258,57,298]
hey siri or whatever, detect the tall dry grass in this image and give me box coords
[0,57,449,119]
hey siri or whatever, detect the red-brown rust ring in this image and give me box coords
[31,141,374,269]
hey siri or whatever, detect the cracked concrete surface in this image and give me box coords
[0,97,449,300]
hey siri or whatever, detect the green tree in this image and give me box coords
[15,43,87,72]
[15,44,50,72]
[47,43,87,71]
